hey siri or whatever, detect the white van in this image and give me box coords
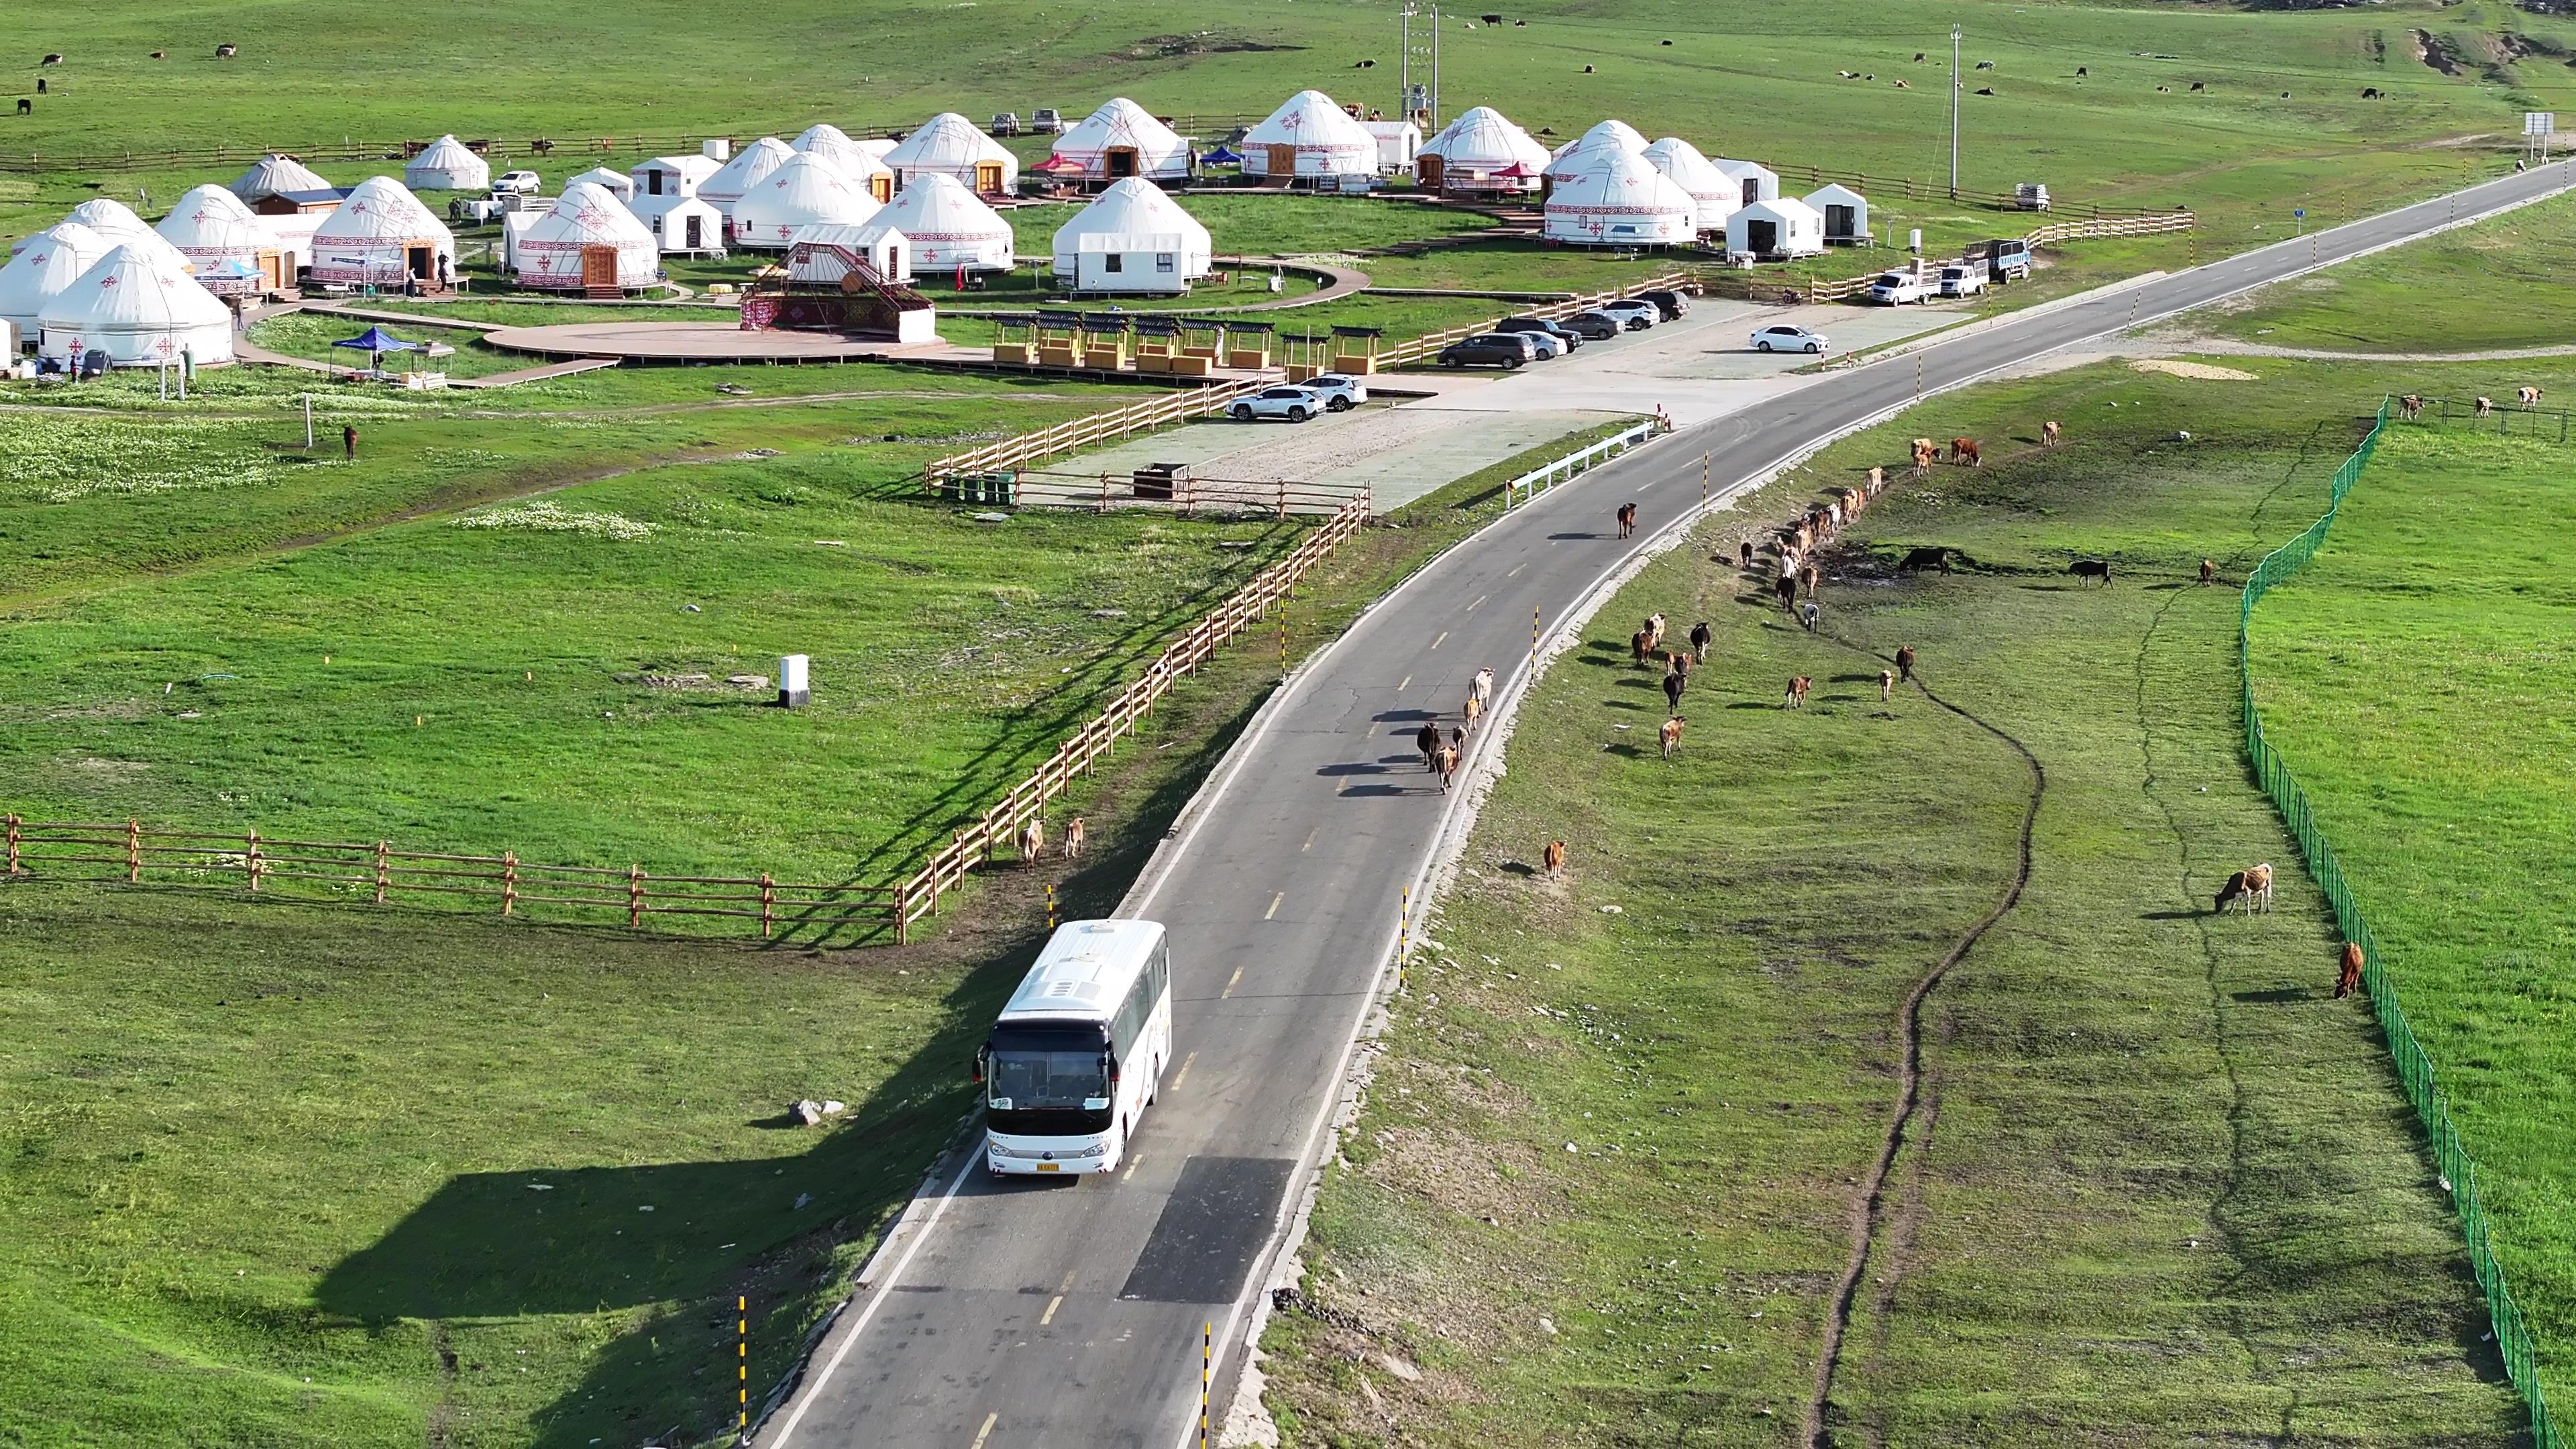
[974,920,1173,1178]
[1866,271,1929,306]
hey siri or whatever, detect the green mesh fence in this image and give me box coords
[2239,396,2559,1447]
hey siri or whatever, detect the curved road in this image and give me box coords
[761,162,2572,1449]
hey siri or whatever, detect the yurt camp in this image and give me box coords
[875,172,1013,273]
[1049,177,1213,294]
[566,165,635,201]
[155,184,290,293]
[309,176,458,289]
[1543,119,1649,189]
[698,137,796,219]
[1641,138,1737,234]
[883,113,1018,195]
[1051,98,1191,184]
[37,244,234,368]
[0,221,108,335]
[730,151,880,250]
[228,152,330,204]
[1725,196,1826,260]
[404,135,491,193]
[1543,150,1697,247]
[793,123,896,199]
[515,182,661,292]
[1240,91,1379,185]
[1416,105,1548,193]
[1806,182,1872,244]
[1712,157,1781,209]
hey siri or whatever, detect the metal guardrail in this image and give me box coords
[1502,417,1671,507]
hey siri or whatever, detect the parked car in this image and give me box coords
[1505,327,1568,358]
[1560,311,1624,340]
[991,113,1022,137]
[1493,317,1585,351]
[492,170,542,195]
[1937,263,1987,298]
[1231,386,1324,422]
[447,195,509,224]
[1637,288,1693,321]
[1030,108,1065,135]
[1986,238,2033,283]
[1866,272,1931,306]
[1297,373,1368,411]
[1437,334,1536,369]
[1750,323,1827,354]
[1595,299,1660,330]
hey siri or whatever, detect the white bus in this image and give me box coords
[973,919,1172,1178]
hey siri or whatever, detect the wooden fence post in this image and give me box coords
[5,814,18,875]
[629,864,644,928]
[126,819,141,883]
[246,828,262,892]
[374,841,389,904]
[894,878,910,945]
[502,851,517,916]
[761,873,775,939]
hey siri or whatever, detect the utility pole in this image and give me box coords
[1949,24,1963,200]
[1400,3,1442,129]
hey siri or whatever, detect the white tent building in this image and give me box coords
[228,153,331,204]
[1049,177,1212,293]
[883,113,1018,195]
[309,176,458,287]
[1806,182,1872,244]
[698,137,796,219]
[515,182,661,290]
[1416,105,1550,192]
[155,185,289,293]
[52,199,195,275]
[0,222,109,335]
[1362,120,1421,174]
[731,152,880,250]
[566,166,635,202]
[875,172,1014,273]
[789,221,913,285]
[1051,98,1191,184]
[404,136,491,193]
[631,154,720,212]
[38,244,234,368]
[1712,157,1781,209]
[1544,119,1649,187]
[1241,91,1379,182]
[1726,196,1826,260]
[1542,150,1697,247]
[793,123,896,199]
[1641,138,1737,234]
[639,196,725,256]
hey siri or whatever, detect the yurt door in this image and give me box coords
[1741,177,1761,207]
[1265,144,1296,179]
[580,245,618,290]
[684,213,704,251]
[871,174,893,203]
[258,251,286,290]
[1107,147,1138,178]
[975,161,1004,193]
[1746,219,1778,256]
[407,246,433,282]
[1825,204,1854,240]
[1417,154,1444,190]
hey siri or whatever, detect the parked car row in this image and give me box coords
[1229,372,1370,423]
[1436,290,1692,370]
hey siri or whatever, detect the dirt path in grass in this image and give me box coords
[1797,632,2047,1449]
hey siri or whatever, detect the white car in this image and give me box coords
[1595,299,1660,329]
[1751,323,1827,354]
[1866,272,1930,305]
[493,170,542,195]
[1937,264,1987,298]
[1231,386,1323,423]
[1298,373,1369,411]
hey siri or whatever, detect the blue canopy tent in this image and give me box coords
[329,325,423,376]
[1201,144,1242,166]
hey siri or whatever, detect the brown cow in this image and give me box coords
[1543,839,1568,875]
[2199,558,2216,586]
[1632,629,1656,667]
[1866,464,1885,495]
[1666,649,1693,684]
[1774,574,1799,610]
[1617,502,1638,539]
[1659,715,1685,757]
[2335,941,2365,999]
[1880,669,1895,702]
[2214,861,2275,914]
[1911,437,1938,473]
[1801,563,1820,598]
[1783,675,1811,709]
[1416,720,1444,771]
[1064,816,1086,860]
[2042,419,2062,447]
[2399,394,2425,421]
[1435,743,1461,792]
[1895,645,1916,682]
[1463,692,1484,733]
[1019,816,1045,863]
[2519,385,2544,409]
[1949,437,1982,466]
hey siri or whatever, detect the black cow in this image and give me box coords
[2067,559,2111,586]
[1898,546,1951,575]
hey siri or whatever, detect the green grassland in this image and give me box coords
[2252,424,2576,1416]
[1260,362,2544,1444]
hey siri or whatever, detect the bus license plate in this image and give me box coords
[1036,1162,1059,1172]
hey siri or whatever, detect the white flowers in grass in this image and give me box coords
[455,500,656,540]
[0,413,289,502]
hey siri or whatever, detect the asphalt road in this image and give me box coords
[762,162,2573,1449]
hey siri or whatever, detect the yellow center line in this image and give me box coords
[1170,1050,1198,1090]
[1123,1155,1143,1181]
[1040,1295,1063,1327]
[1264,893,1283,920]
[970,1411,998,1449]
[1430,631,1448,649]
[1222,965,1247,998]
[1301,827,1318,852]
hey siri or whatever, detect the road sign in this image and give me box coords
[2293,208,2305,218]
[2526,111,2555,137]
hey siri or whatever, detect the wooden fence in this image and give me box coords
[926,378,1268,487]
[0,817,891,936]
[1010,469,1373,516]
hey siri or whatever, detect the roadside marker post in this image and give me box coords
[1046,883,1056,930]
[1201,1320,1212,1448]
[738,1295,749,1437]
[1701,451,1709,506]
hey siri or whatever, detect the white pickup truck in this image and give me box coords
[1866,271,1931,305]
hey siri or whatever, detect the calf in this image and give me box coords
[1632,629,1657,667]
[1543,839,1568,875]
[1783,675,1812,709]
[1063,816,1086,860]
[2399,394,2424,421]
[1019,816,1045,863]
[1880,668,1894,702]
[1774,574,1799,610]
[2067,558,2111,586]
[1738,539,1755,570]
[1688,620,1713,663]
[2042,419,2062,447]
[2214,861,2275,914]
[1435,743,1461,792]
[1895,645,1916,682]
[1659,715,1685,758]
[1911,437,1938,473]
[2199,558,2216,586]
[2335,941,2365,999]
[1617,501,1638,539]
[1898,546,1950,575]
[1463,692,1484,733]
[1866,465,1885,496]
[1644,612,1667,650]
[2475,395,2494,418]
[1949,437,1982,467]
[1801,563,1820,598]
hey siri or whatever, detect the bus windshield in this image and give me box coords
[986,1024,1110,1112]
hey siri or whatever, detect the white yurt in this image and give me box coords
[875,172,1013,272]
[405,135,491,192]
[58,198,157,251]
[1725,196,1826,260]
[1241,91,1379,182]
[883,113,1018,195]
[1544,119,1650,188]
[38,244,234,368]
[1417,105,1549,192]
[792,123,896,198]
[1807,182,1872,244]
[789,221,913,285]
[515,182,660,290]
[731,152,881,250]
[229,152,331,204]
[1712,157,1781,209]
[698,136,796,218]
[639,196,725,256]
[1542,150,1697,247]
[155,185,288,292]
[566,165,636,201]
[631,154,720,212]
[309,176,458,287]
[1049,176,1212,292]
[855,137,899,162]
[0,222,109,334]
[1641,138,1737,233]
[1051,98,1191,184]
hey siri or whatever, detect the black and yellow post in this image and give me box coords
[738,1295,748,1434]
[1531,606,1540,667]
[1398,885,1409,987]
[1915,352,1923,403]
[1701,450,1710,506]
[1046,882,1056,930]
[1201,1320,1212,1447]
